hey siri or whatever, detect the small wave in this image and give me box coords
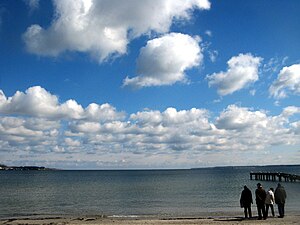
[109,215,140,218]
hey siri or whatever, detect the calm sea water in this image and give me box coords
[0,165,299,218]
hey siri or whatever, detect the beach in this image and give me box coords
[1,214,300,225]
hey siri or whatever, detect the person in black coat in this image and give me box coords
[275,183,287,218]
[255,183,267,220]
[240,185,253,219]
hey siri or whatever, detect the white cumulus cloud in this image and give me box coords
[207,53,262,96]
[123,33,202,88]
[215,105,268,131]
[0,116,59,147]
[23,0,210,62]
[269,64,300,99]
[215,105,300,148]
[0,86,63,118]
[0,86,125,121]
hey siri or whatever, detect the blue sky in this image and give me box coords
[0,0,300,169]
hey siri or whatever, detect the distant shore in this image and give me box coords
[1,213,299,225]
[1,164,299,171]
[0,164,56,171]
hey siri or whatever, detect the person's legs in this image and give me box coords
[265,204,269,218]
[270,204,275,217]
[248,206,252,218]
[257,205,262,219]
[282,204,285,217]
[262,204,266,219]
[278,204,283,218]
[244,207,248,218]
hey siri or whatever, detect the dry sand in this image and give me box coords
[1,214,299,225]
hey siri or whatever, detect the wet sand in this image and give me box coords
[1,214,299,225]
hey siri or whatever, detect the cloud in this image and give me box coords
[249,89,256,96]
[281,106,300,117]
[208,50,218,63]
[269,64,300,99]
[0,116,59,147]
[123,33,202,88]
[262,56,288,75]
[0,86,125,121]
[1,86,300,168]
[205,30,212,37]
[24,0,40,11]
[64,137,81,147]
[23,0,210,62]
[215,105,269,131]
[207,53,263,95]
[215,105,300,148]
[291,121,300,135]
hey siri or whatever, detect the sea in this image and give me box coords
[0,165,299,219]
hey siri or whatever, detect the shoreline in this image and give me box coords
[1,212,299,225]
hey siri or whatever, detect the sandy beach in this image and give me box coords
[1,214,299,225]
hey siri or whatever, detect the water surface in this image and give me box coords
[1,165,299,218]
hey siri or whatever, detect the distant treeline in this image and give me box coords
[0,164,54,171]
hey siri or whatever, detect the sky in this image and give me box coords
[0,0,300,169]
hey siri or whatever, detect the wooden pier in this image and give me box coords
[250,172,300,182]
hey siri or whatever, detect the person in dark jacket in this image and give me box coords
[240,185,253,219]
[255,183,267,220]
[274,183,287,218]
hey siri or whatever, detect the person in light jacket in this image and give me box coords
[274,183,287,218]
[265,188,275,217]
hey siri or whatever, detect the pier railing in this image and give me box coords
[250,172,300,182]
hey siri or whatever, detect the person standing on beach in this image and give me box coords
[265,188,275,217]
[274,183,287,218]
[255,183,266,220]
[240,185,253,219]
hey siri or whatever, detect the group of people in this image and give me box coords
[240,183,287,220]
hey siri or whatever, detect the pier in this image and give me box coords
[250,172,300,182]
